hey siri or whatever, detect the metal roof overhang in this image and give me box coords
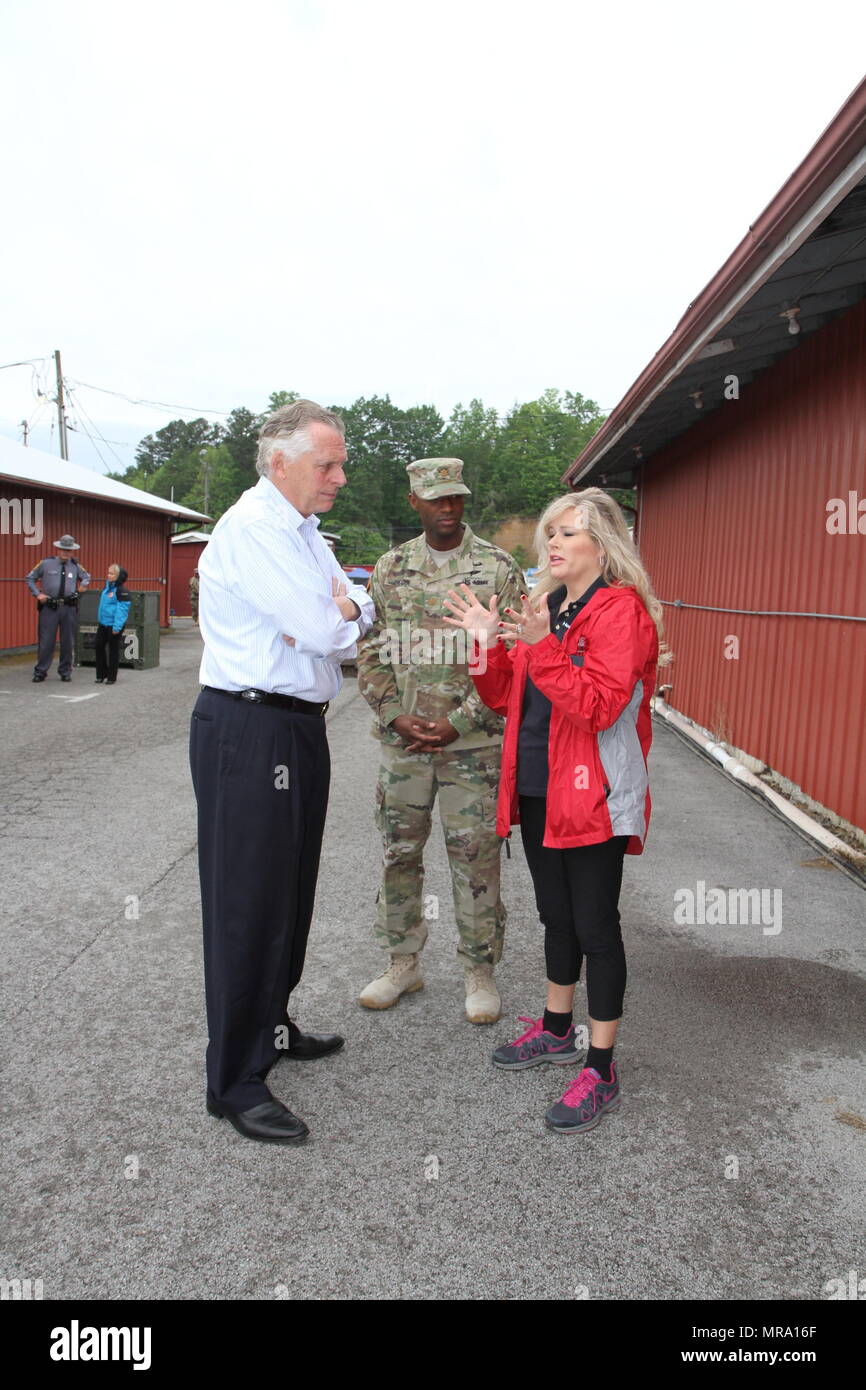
[565,78,866,489]
[0,434,211,523]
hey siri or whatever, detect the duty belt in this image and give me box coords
[202,686,329,717]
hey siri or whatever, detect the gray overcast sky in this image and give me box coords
[2,0,866,472]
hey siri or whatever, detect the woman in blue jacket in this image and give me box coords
[95,564,131,684]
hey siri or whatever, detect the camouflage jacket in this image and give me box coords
[357,523,525,749]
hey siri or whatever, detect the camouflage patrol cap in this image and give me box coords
[406,457,471,500]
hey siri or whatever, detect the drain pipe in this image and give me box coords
[652,697,864,868]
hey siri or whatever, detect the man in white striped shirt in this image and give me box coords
[190,400,374,1145]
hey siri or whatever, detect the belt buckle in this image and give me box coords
[241,689,263,703]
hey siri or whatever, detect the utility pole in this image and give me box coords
[54,349,69,460]
[20,419,29,447]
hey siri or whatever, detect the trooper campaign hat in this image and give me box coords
[406,458,471,500]
[54,534,80,550]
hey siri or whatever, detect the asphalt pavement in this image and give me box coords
[1,621,864,1301]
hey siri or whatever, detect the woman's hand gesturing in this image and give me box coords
[498,593,549,645]
[442,584,501,648]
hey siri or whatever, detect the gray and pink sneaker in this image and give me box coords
[544,1063,621,1134]
[492,1016,585,1070]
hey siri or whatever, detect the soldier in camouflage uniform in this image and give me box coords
[189,570,200,624]
[357,458,524,1023]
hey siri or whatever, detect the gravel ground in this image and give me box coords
[1,621,864,1301]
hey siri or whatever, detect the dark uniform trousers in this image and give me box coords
[36,603,77,677]
[189,687,330,1112]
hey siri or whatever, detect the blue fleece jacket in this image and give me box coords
[97,582,131,632]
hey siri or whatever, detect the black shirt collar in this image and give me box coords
[547,575,607,614]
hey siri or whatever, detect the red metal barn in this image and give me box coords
[566,78,866,836]
[0,437,209,652]
[170,532,210,616]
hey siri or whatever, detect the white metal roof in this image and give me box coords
[171,530,211,544]
[0,434,211,522]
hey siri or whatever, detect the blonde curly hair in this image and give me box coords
[532,488,670,663]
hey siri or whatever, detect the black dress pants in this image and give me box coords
[94,624,121,681]
[519,796,628,1021]
[189,688,330,1112]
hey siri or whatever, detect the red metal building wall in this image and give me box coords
[0,484,172,650]
[639,296,866,833]
[170,540,207,616]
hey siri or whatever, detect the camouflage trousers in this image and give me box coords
[374,741,506,965]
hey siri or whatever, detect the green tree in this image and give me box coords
[143,450,202,504]
[490,388,605,519]
[182,444,246,518]
[133,417,222,478]
[440,398,502,522]
[329,522,390,566]
[328,394,445,536]
[267,389,299,413]
[112,386,612,533]
[222,406,262,482]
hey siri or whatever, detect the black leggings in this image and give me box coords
[94,624,122,681]
[519,796,628,1022]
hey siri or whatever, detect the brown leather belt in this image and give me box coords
[202,686,329,717]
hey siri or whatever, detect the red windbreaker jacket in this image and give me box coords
[472,585,658,853]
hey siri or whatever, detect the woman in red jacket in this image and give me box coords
[443,488,665,1135]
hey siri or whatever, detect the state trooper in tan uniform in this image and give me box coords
[357,458,524,1023]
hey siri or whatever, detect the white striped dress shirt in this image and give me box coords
[197,476,375,701]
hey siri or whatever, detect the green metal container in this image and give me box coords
[74,590,160,670]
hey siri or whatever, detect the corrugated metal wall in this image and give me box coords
[0,485,172,649]
[170,540,206,616]
[639,297,866,833]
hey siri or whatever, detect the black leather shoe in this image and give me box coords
[60,675,71,682]
[207,1097,309,1144]
[285,1026,345,1061]
[32,674,45,682]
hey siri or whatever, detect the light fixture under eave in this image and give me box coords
[690,389,704,410]
[781,306,801,335]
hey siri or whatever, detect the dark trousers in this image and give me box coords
[189,688,331,1112]
[519,796,628,1022]
[35,603,76,676]
[94,624,122,681]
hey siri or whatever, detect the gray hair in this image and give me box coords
[256,399,345,476]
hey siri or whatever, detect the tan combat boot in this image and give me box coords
[358,953,424,1010]
[464,962,501,1024]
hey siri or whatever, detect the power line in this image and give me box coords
[64,383,127,471]
[5,357,231,418]
[61,386,132,446]
[64,387,112,470]
[64,389,112,471]
[0,356,49,371]
[66,418,112,472]
[69,378,232,418]
[23,396,50,435]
